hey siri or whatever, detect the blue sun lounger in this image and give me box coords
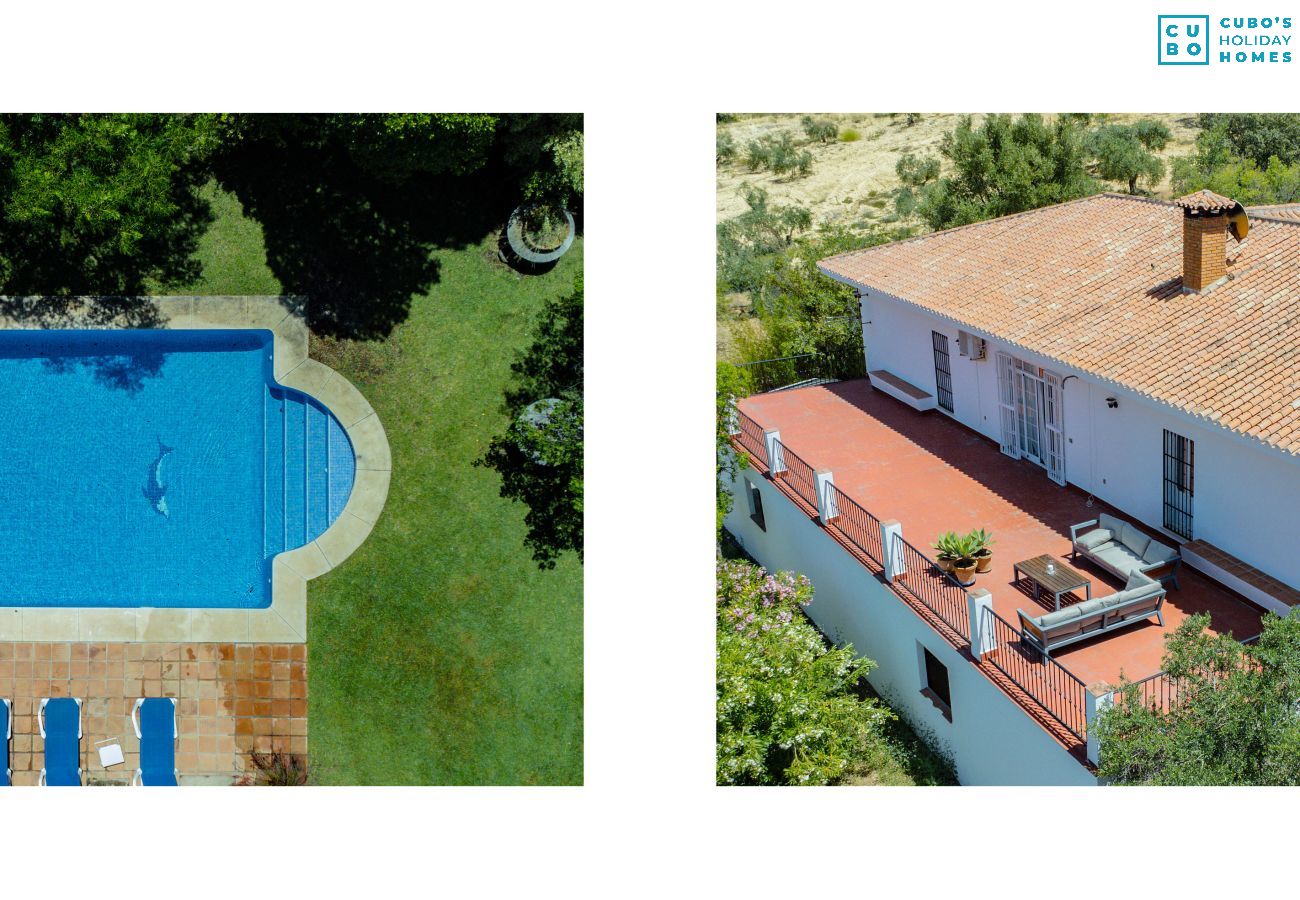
[1,698,10,786]
[132,698,179,786]
[38,698,82,786]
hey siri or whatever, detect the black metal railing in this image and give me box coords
[1117,632,1263,714]
[981,607,1089,741]
[732,407,768,469]
[774,440,819,511]
[1120,670,1179,713]
[826,484,883,566]
[890,534,971,645]
[737,348,866,394]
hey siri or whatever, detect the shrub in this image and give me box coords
[716,559,895,785]
[716,132,736,165]
[839,128,861,142]
[745,132,814,178]
[244,749,309,785]
[801,116,838,144]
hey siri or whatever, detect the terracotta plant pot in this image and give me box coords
[974,550,993,574]
[936,556,955,574]
[952,559,977,586]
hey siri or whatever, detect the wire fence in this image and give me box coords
[736,348,867,394]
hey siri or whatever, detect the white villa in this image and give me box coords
[724,190,1300,784]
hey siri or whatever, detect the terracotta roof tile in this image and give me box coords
[819,193,1300,456]
[1174,189,1238,211]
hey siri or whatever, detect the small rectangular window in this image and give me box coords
[922,647,951,717]
[745,478,766,532]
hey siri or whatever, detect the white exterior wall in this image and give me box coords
[725,467,1097,786]
[861,294,1300,590]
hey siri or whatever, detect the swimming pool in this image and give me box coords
[0,329,355,608]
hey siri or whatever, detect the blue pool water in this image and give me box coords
[0,329,355,608]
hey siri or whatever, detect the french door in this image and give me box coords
[996,351,1065,485]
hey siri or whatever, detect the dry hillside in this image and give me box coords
[716,113,1200,230]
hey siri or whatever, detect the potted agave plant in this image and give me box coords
[950,532,979,587]
[930,531,962,574]
[969,528,995,574]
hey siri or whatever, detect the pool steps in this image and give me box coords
[264,388,355,557]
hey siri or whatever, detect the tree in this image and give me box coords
[715,188,813,295]
[901,114,1097,231]
[716,362,751,539]
[1196,113,1300,167]
[1095,612,1300,785]
[744,132,813,178]
[801,116,837,144]
[0,113,222,296]
[1087,121,1168,194]
[716,558,895,785]
[479,275,583,569]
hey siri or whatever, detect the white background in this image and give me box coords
[0,0,1296,895]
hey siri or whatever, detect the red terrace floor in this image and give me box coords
[739,380,1264,688]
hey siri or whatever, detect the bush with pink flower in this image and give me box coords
[716,558,895,785]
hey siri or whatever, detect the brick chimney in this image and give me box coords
[1174,189,1237,293]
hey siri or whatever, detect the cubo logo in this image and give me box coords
[1158,15,1211,64]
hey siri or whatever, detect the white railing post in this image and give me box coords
[1085,687,1114,767]
[814,470,837,524]
[725,397,740,436]
[967,588,997,659]
[763,429,785,475]
[881,519,905,581]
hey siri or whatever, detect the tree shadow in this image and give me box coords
[0,296,167,392]
[214,129,523,340]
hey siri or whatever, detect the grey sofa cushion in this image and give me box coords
[1099,591,1127,608]
[1038,605,1084,628]
[1098,513,1124,534]
[1125,570,1155,590]
[1119,523,1152,557]
[1143,540,1178,565]
[1094,544,1143,575]
[1076,528,1113,551]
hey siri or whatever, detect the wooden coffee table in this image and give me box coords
[1013,554,1091,611]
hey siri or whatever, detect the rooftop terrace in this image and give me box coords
[738,380,1264,690]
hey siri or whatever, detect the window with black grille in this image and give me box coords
[931,331,954,413]
[1162,429,1194,539]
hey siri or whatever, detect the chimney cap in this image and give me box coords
[1174,189,1238,213]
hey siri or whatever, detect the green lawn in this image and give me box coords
[183,186,583,784]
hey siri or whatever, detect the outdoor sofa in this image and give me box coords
[1071,513,1182,589]
[1017,570,1166,658]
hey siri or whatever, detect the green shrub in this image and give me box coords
[716,559,894,785]
[839,128,861,142]
[802,116,838,144]
[745,132,814,178]
[716,132,736,165]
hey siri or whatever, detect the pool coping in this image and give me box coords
[0,296,390,643]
